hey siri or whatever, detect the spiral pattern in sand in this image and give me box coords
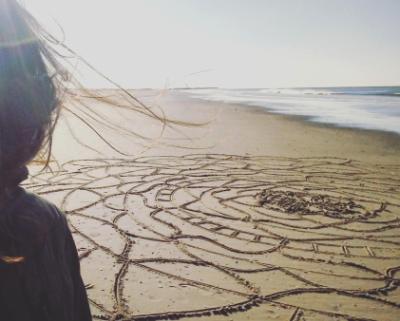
[27,154,400,321]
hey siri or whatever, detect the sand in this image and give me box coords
[26,90,400,321]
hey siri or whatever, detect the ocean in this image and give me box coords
[180,86,400,135]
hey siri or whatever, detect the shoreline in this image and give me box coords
[173,85,400,136]
[182,93,400,140]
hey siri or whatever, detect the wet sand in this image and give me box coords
[27,90,400,321]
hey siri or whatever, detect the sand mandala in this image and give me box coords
[26,154,400,321]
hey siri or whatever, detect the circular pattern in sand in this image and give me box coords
[27,154,400,321]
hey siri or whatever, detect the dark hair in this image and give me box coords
[0,0,62,183]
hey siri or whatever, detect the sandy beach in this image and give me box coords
[26,90,400,321]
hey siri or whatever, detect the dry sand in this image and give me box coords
[27,90,400,321]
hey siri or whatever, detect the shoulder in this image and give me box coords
[7,187,65,222]
[0,187,67,251]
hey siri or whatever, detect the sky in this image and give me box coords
[24,0,400,89]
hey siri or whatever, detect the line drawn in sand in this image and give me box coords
[26,154,400,321]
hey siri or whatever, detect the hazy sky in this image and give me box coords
[26,0,400,88]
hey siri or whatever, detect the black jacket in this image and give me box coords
[0,186,92,321]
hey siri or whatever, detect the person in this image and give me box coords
[0,0,92,320]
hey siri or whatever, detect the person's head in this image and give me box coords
[0,0,62,187]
